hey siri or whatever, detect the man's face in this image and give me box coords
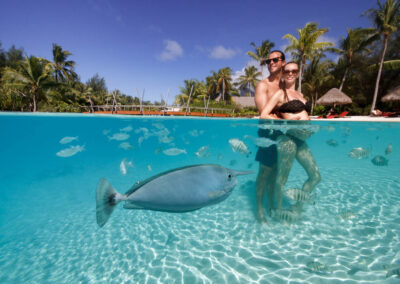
[267,52,285,74]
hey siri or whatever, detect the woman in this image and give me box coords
[260,62,321,214]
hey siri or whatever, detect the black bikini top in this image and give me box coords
[278,99,312,114]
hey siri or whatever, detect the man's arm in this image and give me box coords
[260,90,282,119]
[254,81,268,113]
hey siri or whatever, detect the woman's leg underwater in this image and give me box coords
[274,135,297,209]
[293,141,321,212]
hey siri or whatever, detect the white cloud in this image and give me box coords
[210,45,240,59]
[318,35,338,46]
[232,60,267,84]
[158,40,183,61]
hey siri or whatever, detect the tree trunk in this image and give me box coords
[32,94,37,112]
[298,55,305,93]
[222,80,225,102]
[339,66,349,91]
[370,36,388,114]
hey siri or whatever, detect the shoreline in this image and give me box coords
[1,111,400,122]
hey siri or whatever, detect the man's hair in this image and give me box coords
[269,50,285,61]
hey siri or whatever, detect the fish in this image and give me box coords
[348,147,370,159]
[229,138,250,156]
[108,132,130,141]
[158,135,174,144]
[386,268,400,278]
[244,135,277,148]
[339,210,356,220]
[95,164,253,227]
[189,130,200,137]
[326,139,339,147]
[152,123,165,130]
[147,165,152,171]
[385,144,393,155]
[323,126,336,132]
[284,188,315,203]
[195,146,210,158]
[59,136,78,144]
[120,159,133,175]
[119,142,133,150]
[135,127,149,135]
[102,129,111,135]
[56,145,85,158]
[371,155,389,166]
[163,148,187,156]
[120,125,133,132]
[271,209,300,223]
[305,261,331,274]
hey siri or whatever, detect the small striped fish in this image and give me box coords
[348,147,370,159]
[272,209,300,223]
[371,155,389,166]
[284,188,315,203]
[306,261,331,274]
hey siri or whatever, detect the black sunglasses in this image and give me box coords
[265,57,282,65]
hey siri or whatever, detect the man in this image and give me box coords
[254,50,285,223]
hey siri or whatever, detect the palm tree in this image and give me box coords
[234,66,262,96]
[283,22,335,92]
[52,43,77,82]
[2,56,55,111]
[338,28,379,91]
[215,67,234,102]
[302,56,334,113]
[364,0,400,113]
[175,79,207,105]
[247,40,275,78]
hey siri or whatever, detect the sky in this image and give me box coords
[0,0,378,103]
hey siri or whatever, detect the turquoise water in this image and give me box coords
[1,113,400,283]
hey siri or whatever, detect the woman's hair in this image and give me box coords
[282,62,299,102]
[283,61,299,70]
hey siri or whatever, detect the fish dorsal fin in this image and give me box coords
[124,164,222,196]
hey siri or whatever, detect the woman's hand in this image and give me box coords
[260,113,279,119]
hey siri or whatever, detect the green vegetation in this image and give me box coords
[0,0,399,116]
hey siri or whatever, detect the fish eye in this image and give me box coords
[228,174,232,179]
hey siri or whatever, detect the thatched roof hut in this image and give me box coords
[381,86,400,102]
[316,88,352,105]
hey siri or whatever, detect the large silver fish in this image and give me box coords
[96,164,252,227]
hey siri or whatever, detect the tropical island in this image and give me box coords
[0,0,399,117]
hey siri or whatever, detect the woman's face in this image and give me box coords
[283,63,299,83]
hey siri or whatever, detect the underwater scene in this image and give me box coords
[1,113,400,283]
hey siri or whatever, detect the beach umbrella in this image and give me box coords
[381,86,400,102]
[316,88,352,106]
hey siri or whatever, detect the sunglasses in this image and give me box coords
[283,69,299,75]
[265,57,282,65]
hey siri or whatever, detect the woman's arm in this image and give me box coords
[260,90,283,119]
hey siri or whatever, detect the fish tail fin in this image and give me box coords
[96,177,123,228]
